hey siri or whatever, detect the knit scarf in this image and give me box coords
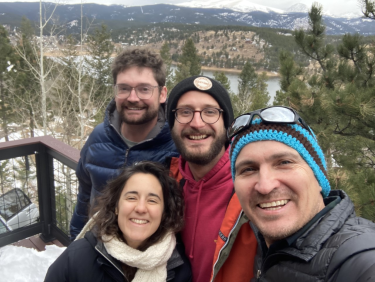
[75,215,176,282]
[102,233,176,282]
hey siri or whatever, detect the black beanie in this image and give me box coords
[167,76,234,129]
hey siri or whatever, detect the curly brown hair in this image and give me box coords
[112,48,166,87]
[90,161,184,251]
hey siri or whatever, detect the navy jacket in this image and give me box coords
[45,231,192,282]
[70,100,179,240]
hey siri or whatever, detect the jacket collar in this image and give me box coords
[255,190,352,262]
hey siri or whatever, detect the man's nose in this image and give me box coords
[254,167,279,195]
[126,88,140,102]
[189,111,205,128]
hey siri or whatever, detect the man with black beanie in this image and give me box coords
[167,76,257,282]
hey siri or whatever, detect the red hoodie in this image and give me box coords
[179,147,234,282]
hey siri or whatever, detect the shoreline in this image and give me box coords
[200,65,280,77]
[171,63,279,77]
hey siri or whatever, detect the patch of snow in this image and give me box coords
[67,20,78,28]
[177,0,284,14]
[286,3,308,13]
[0,245,66,282]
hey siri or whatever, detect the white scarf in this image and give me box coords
[102,233,176,282]
[75,216,176,282]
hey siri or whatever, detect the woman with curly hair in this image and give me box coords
[45,161,191,282]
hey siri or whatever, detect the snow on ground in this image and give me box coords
[0,244,66,282]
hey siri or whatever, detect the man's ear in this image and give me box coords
[159,86,167,103]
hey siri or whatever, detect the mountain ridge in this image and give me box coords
[0,2,373,35]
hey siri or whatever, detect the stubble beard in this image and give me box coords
[120,102,158,125]
[171,127,227,166]
[246,189,317,245]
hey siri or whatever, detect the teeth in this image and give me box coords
[128,108,143,110]
[131,219,148,224]
[266,207,282,211]
[189,135,207,140]
[259,200,289,209]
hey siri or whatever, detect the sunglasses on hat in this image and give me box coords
[227,106,315,140]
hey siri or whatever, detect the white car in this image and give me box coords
[0,188,39,232]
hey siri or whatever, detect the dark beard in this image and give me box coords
[171,128,227,165]
[120,105,158,125]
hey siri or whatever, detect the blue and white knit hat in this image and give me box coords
[229,119,331,198]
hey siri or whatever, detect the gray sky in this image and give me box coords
[0,0,364,16]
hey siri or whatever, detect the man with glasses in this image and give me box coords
[70,48,179,240]
[167,76,257,282]
[213,106,375,282]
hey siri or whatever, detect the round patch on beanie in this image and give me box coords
[193,77,212,90]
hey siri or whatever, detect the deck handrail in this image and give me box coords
[0,136,80,247]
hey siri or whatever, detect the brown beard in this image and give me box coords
[171,127,227,165]
[120,102,158,125]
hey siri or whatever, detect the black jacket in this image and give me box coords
[45,232,192,282]
[252,190,375,282]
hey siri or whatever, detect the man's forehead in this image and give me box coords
[117,66,157,81]
[176,90,219,108]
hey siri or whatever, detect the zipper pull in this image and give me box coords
[257,269,261,279]
[125,149,129,164]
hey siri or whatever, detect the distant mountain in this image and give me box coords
[0,2,374,35]
[286,3,309,13]
[177,0,285,14]
[177,1,362,18]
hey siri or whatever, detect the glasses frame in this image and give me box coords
[172,107,224,124]
[114,84,162,100]
[227,106,314,140]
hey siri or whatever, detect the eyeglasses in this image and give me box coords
[114,84,161,100]
[227,106,314,139]
[172,108,223,124]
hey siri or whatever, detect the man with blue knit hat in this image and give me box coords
[222,106,375,282]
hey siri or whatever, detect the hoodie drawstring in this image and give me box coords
[189,180,204,259]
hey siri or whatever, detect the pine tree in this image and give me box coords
[361,0,375,19]
[85,24,114,122]
[174,38,201,84]
[238,61,257,100]
[12,17,41,138]
[160,41,173,93]
[0,26,17,141]
[294,4,336,89]
[0,159,11,194]
[213,71,231,93]
[251,72,270,110]
[277,3,375,221]
[231,62,270,117]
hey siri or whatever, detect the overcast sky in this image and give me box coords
[0,0,364,16]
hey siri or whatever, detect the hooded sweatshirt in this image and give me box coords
[179,147,234,282]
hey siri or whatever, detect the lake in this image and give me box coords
[201,69,280,104]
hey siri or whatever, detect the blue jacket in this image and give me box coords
[70,100,179,240]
